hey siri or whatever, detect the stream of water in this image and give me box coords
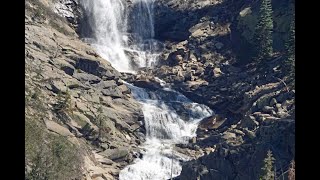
[80,0,213,179]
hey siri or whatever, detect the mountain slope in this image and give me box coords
[25,0,145,179]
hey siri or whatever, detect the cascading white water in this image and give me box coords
[118,83,213,180]
[80,0,214,179]
[81,0,162,72]
[81,0,131,72]
[129,0,155,40]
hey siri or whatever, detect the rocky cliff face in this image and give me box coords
[153,0,294,61]
[125,0,295,179]
[25,0,295,179]
[25,0,145,179]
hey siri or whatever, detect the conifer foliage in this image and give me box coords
[285,14,295,74]
[254,0,274,61]
[260,150,275,180]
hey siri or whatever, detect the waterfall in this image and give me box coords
[80,0,214,179]
[129,0,155,41]
[119,84,213,180]
[80,0,162,72]
[80,0,130,72]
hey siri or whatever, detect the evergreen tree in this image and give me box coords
[260,150,275,180]
[254,0,274,61]
[285,14,295,74]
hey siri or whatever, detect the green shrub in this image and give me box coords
[54,90,73,114]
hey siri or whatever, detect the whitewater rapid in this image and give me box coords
[119,83,213,179]
[80,0,214,179]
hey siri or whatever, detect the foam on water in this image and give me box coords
[80,0,214,179]
[119,84,213,179]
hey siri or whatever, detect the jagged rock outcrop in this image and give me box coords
[25,0,295,179]
[126,0,295,179]
[25,0,144,179]
[154,0,294,58]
